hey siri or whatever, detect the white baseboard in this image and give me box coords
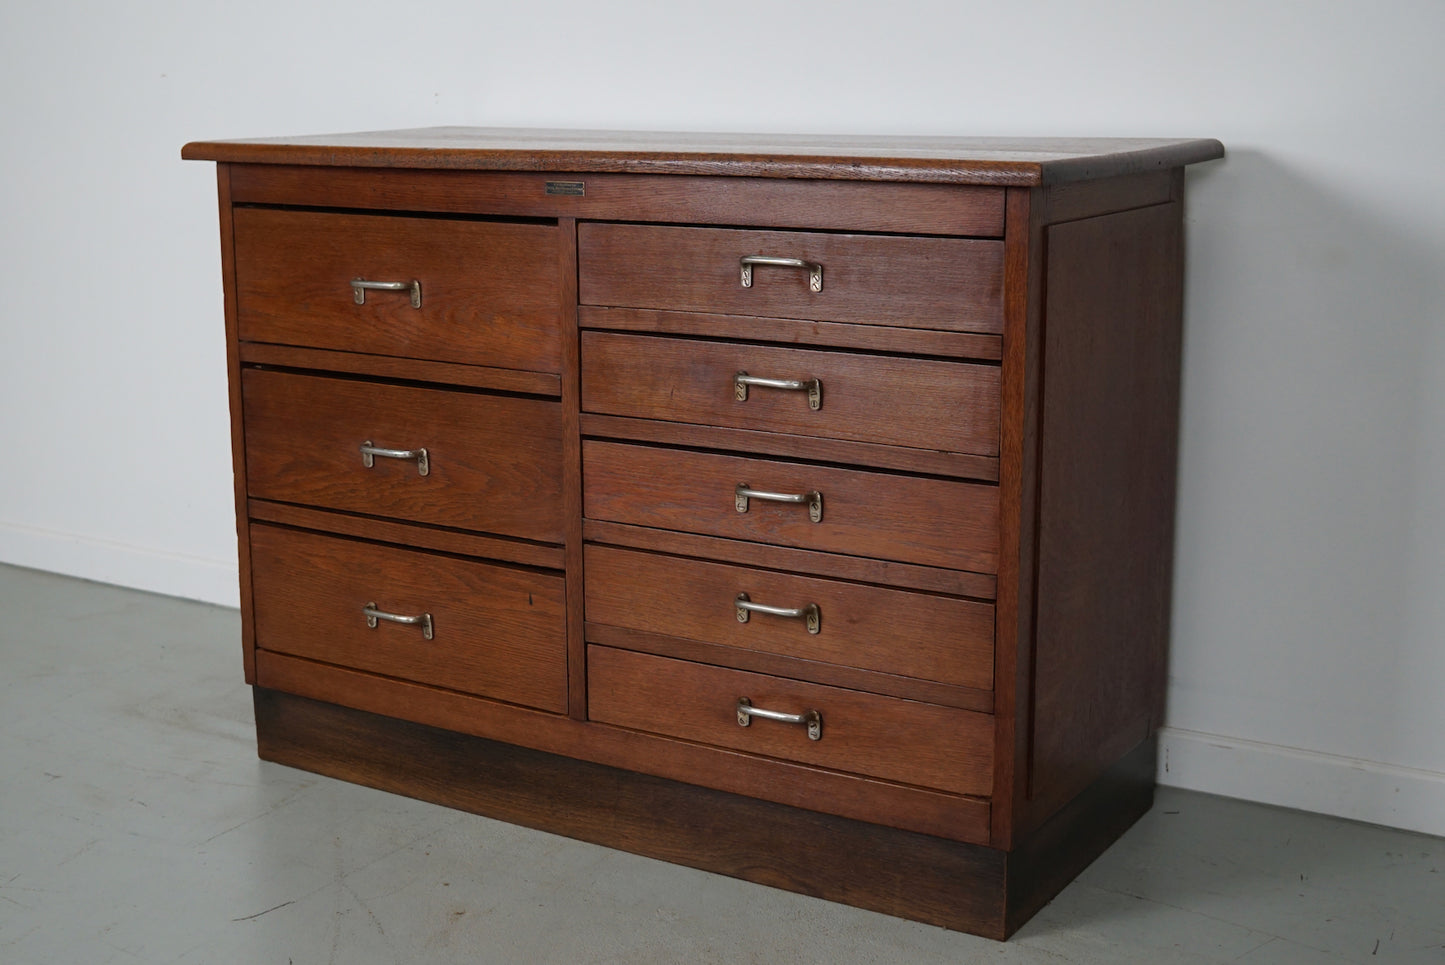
[0,520,239,608]
[1158,726,1445,838]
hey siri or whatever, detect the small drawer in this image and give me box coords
[578,223,1004,334]
[583,441,998,573]
[233,208,561,373]
[581,332,999,456]
[588,646,993,796]
[243,369,563,543]
[585,545,994,691]
[250,525,567,713]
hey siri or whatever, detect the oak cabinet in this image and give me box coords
[184,128,1221,938]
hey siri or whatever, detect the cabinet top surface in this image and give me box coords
[181,127,1223,186]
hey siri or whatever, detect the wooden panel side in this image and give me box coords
[1024,202,1183,825]
[216,164,256,683]
[991,188,1045,848]
[254,687,1010,937]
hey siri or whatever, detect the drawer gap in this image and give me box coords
[251,519,563,577]
[241,361,561,402]
[578,216,1004,242]
[581,437,1002,487]
[254,648,570,715]
[233,201,558,227]
[584,716,992,802]
[584,624,995,713]
[580,539,996,604]
[577,327,1003,367]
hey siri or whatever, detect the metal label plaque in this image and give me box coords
[545,180,586,196]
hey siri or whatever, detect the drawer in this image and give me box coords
[233,208,561,373]
[578,223,1004,334]
[585,545,994,690]
[243,369,563,543]
[588,646,993,796]
[583,441,998,573]
[581,332,1000,456]
[250,525,567,712]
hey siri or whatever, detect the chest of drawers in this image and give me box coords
[183,128,1221,939]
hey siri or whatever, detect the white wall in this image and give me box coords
[2,0,1442,835]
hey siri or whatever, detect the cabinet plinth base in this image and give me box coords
[253,687,1155,940]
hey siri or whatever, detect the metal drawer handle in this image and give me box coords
[735,371,822,411]
[735,484,823,523]
[363,603,434,640]
[736,698,822,741]
[739,255,823,293]
[360,441,430,477]
[735,593,821,634]
[350,278,422,308]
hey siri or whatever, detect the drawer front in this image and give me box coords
[583,441,998,573]
[243,369,563,542]
[581,332,1000,456]
[585,545,994,690]
[588,647,993,796]
[250,525,567,712]
[578,223,1004,334]
[233,208,561,373]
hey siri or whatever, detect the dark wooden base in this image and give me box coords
[253,687,1155,940]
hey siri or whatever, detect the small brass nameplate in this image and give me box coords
[545,181,586,196]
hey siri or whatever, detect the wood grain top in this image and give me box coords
[182,127,1223,185]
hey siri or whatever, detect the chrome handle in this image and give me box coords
[350,278,422,308]
[360,441,430,477]
[363,603,434,640]
[735,372,822,410]
[739,255,823,292]
[736,698,822,740]
[735,593,821,634]
[734,484,823,523]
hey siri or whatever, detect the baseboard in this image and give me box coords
[1158,726,1445,838]
[0,519,238,607]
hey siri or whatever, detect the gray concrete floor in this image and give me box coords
[0,563,1441,964]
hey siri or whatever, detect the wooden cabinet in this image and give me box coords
[184,128,1222,939]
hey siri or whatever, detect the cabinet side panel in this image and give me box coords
[991,187,1044,848]
[217,164,256,683]
[1027,201,1183,821]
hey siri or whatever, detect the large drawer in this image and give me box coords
[578,223,1004,334]
[233,208,561,373]
[588,646,993,796]
[243,369,563,543]
[583,441,998,573]
[250,525,567,713]
[581,332,1000,456]
[585,545,994,690]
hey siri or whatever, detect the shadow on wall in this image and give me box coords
[1170,147,1438,769]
